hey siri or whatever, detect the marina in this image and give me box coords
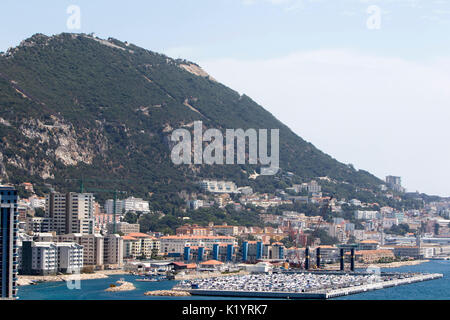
[15,261,450,300]
[174,271,444,299]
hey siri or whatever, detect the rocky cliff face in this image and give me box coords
[0,33,382,200]
[19,116,108,167]
[1,114,108,181]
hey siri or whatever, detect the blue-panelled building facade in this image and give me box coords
[0,186,18,299]
[183,246,208,262]
[241,241,265,262]
[242,241,286,262]
[181,241,286,263]
[226,244,234,262]
[183,244,238,263]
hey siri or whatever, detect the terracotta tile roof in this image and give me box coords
[200,260,224,266]
[127,232,153,238]
[161,235,235,240]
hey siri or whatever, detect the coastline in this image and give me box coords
[17,260,430,287]
[16,260,448,300]
[367,259,429,269]
[17,269,130,286]
[144,290,190,297]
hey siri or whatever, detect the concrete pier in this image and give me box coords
[324,273,442,298]
[176,272,443,300]
[184,289,326,299]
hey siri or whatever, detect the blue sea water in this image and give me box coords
[336,260,450,300]
[17,260,450,300]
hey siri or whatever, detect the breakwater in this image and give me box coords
[105,280,136,292]
[176,272,443,299]
[144,290,191,297]
[325,273,442,298]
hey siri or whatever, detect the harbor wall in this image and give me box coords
[181,273,443,300]
[186,289,326,299]
[325,273,443,298]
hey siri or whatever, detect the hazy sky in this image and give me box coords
[1,0,449,196]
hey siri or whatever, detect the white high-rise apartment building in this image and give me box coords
[58,233,104,268]
[19,241,83,275]
[307,180,321,193]
[386,176,405,193]
[45,192,67,235]
[66,193,94,235]
[199,180,238,194]
[123,197,150,213]
[29,242,58,275]
[56,242,83,274]
[104,199,124,215]
[45,192,95,235]
[103,234,124,268]
[354,210,380,220]
[105,197,149,214]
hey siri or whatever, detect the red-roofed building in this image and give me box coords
[170,262,197,270]
[160,235,237,255]
[358,240,379,250]
[199,259,225,270]
[123,233,160,259]
[176,224,212,236]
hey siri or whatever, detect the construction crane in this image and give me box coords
[64,177,128,233]
[299,196,334,269]
[288,196,335,270]
[65,177,128,193]
[65,177,98,193]
[85,187,127,234]
[311,196,334,241]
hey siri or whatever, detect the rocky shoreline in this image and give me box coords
[369,259,429,268]
[17,270,129,286]
[144,290,190,297]
[105,280,136,292]
[16,260,429,287]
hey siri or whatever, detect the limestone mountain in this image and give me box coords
[0,33,383,208]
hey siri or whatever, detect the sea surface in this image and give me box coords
[17,260,450,300]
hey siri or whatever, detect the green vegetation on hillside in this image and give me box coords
[0,33,392,222]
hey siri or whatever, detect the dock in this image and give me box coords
[324,273,442,299]
[175,272,443,299]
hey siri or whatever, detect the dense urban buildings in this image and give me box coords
[4,174,450,292]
